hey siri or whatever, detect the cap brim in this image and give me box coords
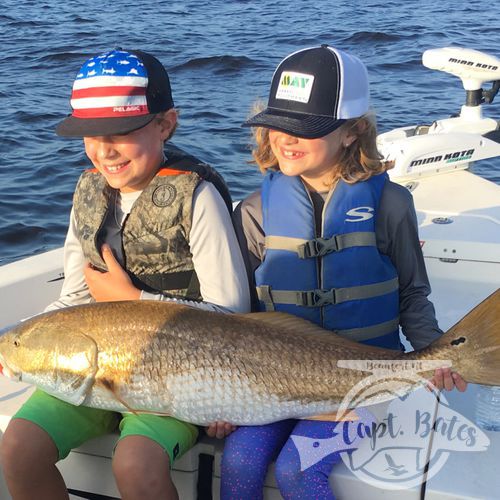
[242,108,346,139]
[56,114,157,137]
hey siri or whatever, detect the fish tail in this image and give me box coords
[429,289,500,385]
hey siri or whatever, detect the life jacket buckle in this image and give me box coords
[301,288,336,307]
[298,236,339,259]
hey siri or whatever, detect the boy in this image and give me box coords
[1,48,249,500]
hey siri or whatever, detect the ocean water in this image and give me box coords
[0,0,499,265]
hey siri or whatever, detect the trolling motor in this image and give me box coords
[378,47,500,180]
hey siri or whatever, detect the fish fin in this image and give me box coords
[241,311,325,332]
[127,409,172,417]
[97,378,138,415]
[429,288,500,385]
[44,376,95,407]
[64,375,95,406]
[51,332,98,406]
[96,379,172,417]
[240,312,350,341]
[302,410,359,422]
[239,312,382,359]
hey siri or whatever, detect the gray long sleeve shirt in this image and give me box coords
[233,180,442,350]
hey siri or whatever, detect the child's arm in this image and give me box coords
[44,208,92,311]
[381,185,466,391]
[378,183,442,350]
[232,190,264,311]
[390,203,443,350]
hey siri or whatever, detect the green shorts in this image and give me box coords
[13,389,199,464]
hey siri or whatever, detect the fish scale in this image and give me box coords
[0,291,499,425]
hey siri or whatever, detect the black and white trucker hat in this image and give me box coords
[243,45,369,138]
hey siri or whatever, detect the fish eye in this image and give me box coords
[13,340,20,347]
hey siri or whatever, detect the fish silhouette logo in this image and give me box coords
[290,407,377,472]
[291,434,348,471]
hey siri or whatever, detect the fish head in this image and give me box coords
[0,331,23,381]
[0,317,54,381]
[0,312,99,406]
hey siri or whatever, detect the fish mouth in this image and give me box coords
[0,354,21,381]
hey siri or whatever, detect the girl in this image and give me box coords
[221,45,466,499]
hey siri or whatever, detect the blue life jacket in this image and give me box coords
[255,171,401,350]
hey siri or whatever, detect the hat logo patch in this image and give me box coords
[275,71,314,103]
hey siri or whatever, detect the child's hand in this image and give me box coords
[84,244,141,302]
[428,367,468,392]
[206,421,237,439]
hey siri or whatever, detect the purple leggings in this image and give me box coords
[221,417,367,499]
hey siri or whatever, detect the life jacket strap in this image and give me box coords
[134,270,199,297]
[257,277,399,309]
[256,284,275,311]
[265,232,376,259]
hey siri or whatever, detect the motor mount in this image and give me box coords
[377,47,500,181]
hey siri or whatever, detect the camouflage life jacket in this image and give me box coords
[73,144,232,300]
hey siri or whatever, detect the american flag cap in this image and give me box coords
[56,49,174,137]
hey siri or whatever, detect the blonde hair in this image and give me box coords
[248,106,392,185]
